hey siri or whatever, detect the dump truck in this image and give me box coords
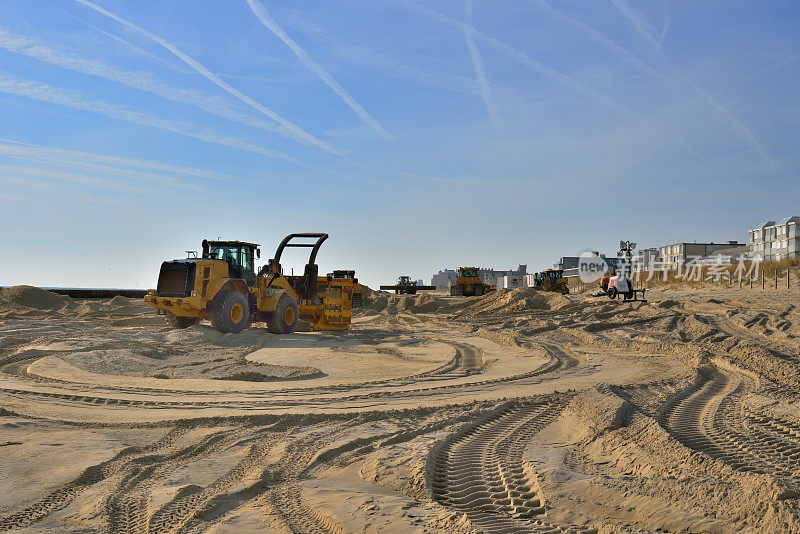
[380,275,436,295]
[450,267,493,296]
[532,269,570,294]
[145,233,357,333]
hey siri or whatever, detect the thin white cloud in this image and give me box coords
[464,0,501,126]
[0,145,207,191]
[0,27,310,143]
[399,1,624,111]
[0,138,233,183]
[71,0,339,154]
[0,72,297,162]
[0,174,122,203]
[0,163,158,194]
[244,0,393,140]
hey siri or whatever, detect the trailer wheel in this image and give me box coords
[268,294,299,334]
[607,287,617,299]
[210,290,251,333]
[165,311,198,329]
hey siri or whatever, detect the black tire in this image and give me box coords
[165,311,198,328]
[475,285,484,296]
[607,287,618,299]
[210,290,250,333]
[352,293,363,308]
[450,287,457,296]
[268,294,299,334]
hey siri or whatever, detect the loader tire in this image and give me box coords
[474,285,484,296]
[352,293,363,308]
[559,283,570,295]
[268,294,299,334]
[210,290,250,334]
[165,311,198,329]
[607,287,617,299]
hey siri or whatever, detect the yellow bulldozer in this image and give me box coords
[532,269,570,294]
[145,233,357,333]
[450,267,494,296]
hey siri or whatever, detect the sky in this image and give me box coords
[0,0,798,289]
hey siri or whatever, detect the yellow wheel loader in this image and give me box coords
[145,233,356,333]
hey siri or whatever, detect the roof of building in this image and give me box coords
[775,216,800,226]
[753,220,776,230]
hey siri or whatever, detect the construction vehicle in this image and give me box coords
[380,275,436,295]
[329,270,363,307]
[144,233,357,333]
[450,267,493,296]
[532,269,570,294]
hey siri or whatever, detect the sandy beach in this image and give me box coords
[1,284,800,532]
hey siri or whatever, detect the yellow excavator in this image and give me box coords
[145,233,356,333]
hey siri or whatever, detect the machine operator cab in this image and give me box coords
[533,270,562,285]
[202,239,260,284]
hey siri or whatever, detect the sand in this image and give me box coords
[1,284,800,532]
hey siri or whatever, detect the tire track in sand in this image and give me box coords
[659,365,800,480]
[0,427,189,532]
[428,396,592,533]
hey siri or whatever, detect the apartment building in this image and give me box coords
[749,216,800,261]
[657,241,746,269]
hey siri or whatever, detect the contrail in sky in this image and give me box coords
[0,138,233,183]
[536,0,783,174]
[464,0,501,126]
[0,28,313,143]
[244,0,393,140]
[71,0,339,154]
[399,0,624,111]
[0,72,298,162]
[608,0,660,48]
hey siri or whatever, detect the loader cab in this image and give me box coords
[202,239,260,284]
[398,275,412,285]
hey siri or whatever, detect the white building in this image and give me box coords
[496,275,527,289]
[749,216,800,261]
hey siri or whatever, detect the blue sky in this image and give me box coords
[0,0,797,289]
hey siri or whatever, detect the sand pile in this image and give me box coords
[456,287,570,317]
[0,285,72,316]
[380,293,452,315]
